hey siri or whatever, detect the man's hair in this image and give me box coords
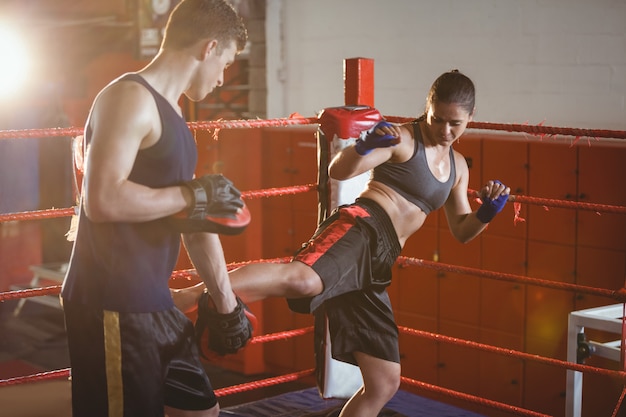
[162,0,248,53]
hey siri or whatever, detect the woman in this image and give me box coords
[181,70,510,417]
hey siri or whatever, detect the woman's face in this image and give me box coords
[425,100,474,145]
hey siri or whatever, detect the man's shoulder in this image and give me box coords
[95,74,153,108]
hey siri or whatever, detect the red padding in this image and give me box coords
[318,106,383,140]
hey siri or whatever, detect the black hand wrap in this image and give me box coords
[169,174,250,235]
[195,290,254,357]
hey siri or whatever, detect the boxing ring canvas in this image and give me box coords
[220,387,487,417]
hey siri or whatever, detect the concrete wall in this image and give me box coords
[266,0,626,130]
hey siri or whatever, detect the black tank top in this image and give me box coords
[62,73,197,312]
[371,123,455,214]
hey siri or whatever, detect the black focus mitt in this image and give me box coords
[169,174,251,235]
[195,290,256,358]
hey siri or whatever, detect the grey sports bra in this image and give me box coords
[371,123,456,214]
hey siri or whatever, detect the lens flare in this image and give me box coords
[0,24,31,98]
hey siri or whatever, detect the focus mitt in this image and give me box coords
[169,174,251,235]
[195,290,256,358]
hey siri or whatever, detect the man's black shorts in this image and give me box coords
[63,300,217,417]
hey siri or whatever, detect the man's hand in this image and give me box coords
[195,290,256,357]
[168,174,250,235]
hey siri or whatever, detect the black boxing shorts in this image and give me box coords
[315,286,401,365]
[288,197,401,315]
[63,300,217,417]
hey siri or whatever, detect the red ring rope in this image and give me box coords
[1,256,622,304]
[399,326,625,381]
[214,369,314,397]
[1,187,624,225]
[0,185,317,223]
[1,116,626,140]
[0,207,76,222]
[397,256,626,303]
[385,116,626,140]
[400,376,551,417]
[0,369,70,388]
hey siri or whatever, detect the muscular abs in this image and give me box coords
[360,182,428,247]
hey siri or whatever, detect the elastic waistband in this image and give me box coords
[354,197,401,260]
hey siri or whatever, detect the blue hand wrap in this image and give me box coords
[476,180,509,223]
[354,121,397,156]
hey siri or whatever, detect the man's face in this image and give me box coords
[187,40,238,102]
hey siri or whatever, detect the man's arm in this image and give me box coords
[182,232,255,357]
[83,81,190,223]
[444,152,510,243]
[182,232,237,314]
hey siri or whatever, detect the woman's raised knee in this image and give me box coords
[283,262,323,297]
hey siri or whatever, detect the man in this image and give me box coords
[61,1,250,416]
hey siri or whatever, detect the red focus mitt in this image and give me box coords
[168,174,251,235]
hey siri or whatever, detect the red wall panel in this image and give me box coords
[577,143,626,251]
[527,141,578,245]
[481,138,528,240]
[481,236,526,336]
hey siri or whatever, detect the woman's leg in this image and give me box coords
[339,352,401,417]
[171,260,323,313]
[229,261,323,303]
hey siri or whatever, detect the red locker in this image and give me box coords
[437,321,481,396]
[455,133,483,192]
[575,246,625,310]
[261,129,297,211]
[438,232,482,326]
[258,126,319,374]
[395,226,439,317]
[481,138,528,239]
[289,128,319,211]
[523,360,566,417]
[478,329,524,411]
[293,313,315,371]
[481,236,526,336]
[397,314,438,384]
[580,356,622,417]
[527,241,576,284]
[263,298,298,372]
[527,141,577,245]
[207,128,264,264]
[526,241,575,347]
[577,142,626,251]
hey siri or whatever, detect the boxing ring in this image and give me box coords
[1,60,626,417]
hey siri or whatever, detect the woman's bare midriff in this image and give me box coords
[360,181,428,247]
